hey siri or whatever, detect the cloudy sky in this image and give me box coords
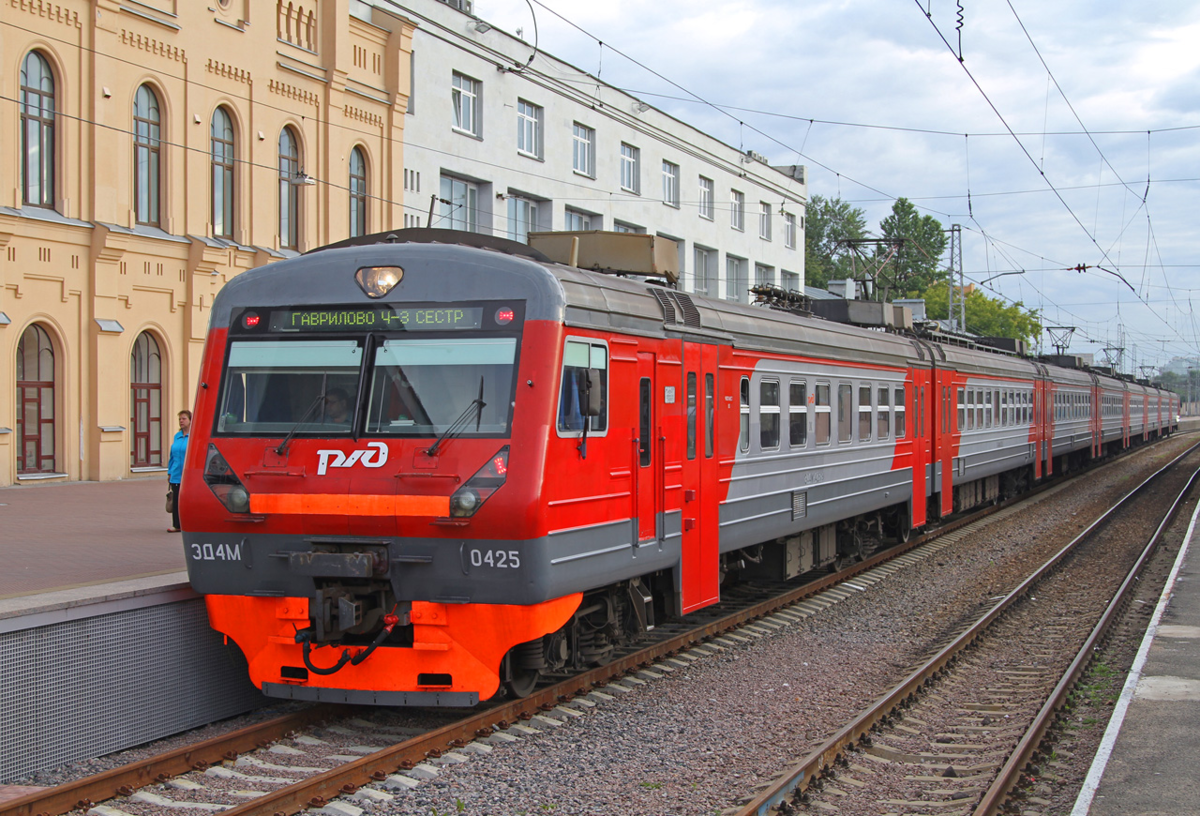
[476,0,1200,372]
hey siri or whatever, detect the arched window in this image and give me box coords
[20,51,56,208]
[349,147,368,238]
[130,332,163,468]
[134,85,162,226]
[211,107,235,239]
[278,126,300,249]
[16,324,56,474]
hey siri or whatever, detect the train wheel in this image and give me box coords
[504,665,540,698]
[500,648,543,698]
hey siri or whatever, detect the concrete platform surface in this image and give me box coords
[1073,494,1200,815]
[0,477,185,599]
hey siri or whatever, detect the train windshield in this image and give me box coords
[216,340,363,435]
[365,337,517,436]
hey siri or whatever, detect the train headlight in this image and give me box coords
[356,266,403,298]
[448,446,509,518]
[203,444,253,514]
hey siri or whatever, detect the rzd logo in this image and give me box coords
[317,441,389,475]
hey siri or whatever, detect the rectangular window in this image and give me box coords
[858,385,872,441]
[759,202,772,241]
[572,123,595,177]
[705,373,715,458]
[451,72,480,137]
[662,161,680,207]
[613,221,644,234]
[439,175,478,232]
[784,212,797,249]
[726,256,748,303]
[507,195,540,243]
[895,386,906,438]
[698,176,714,220]
[739,376,751,452]
[558,339,608,434]
[957,387,966,432]
[564,207,594,231]
[781,270,799,292]
[694,246,716,296]
[789,381,807,447]
[639,378,651,466]
[620,143,640,193]
[755,263,773,288]
[687,372,697,460]
[877,386,890,439]
[815,384,831,445]
[366,338,518,436]
[760,380,780,449]
[218,340,364,436]
[838,384,852,443]
[730,190,745,231]
[516,99,543,158]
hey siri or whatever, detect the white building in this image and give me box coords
[364,0,807,302]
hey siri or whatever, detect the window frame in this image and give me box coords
[439,174,478,233]
[858,384,872,442]
[564,207,594,231]
[555,337,609,439]
[278,126,301,250]
[133,84,162,227]
[698,176,714,220]
[451,71,481,137]
[759,201,772,241]
[210,106,236,240]
[759,378,781,450]
[662,160,680,207]
[784,212,796,249]
[349,146,368,238]
[789,380,808,448]
[516,98,543,159]
[506,194,540,244]
[814,383,832,446]
[619,143,640,194]
[20,51,56,209]
[572,123,595,177]
[730,189,745,231]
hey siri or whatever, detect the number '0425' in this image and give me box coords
[470,549,520,568]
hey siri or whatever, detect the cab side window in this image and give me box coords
[558,339,608,434]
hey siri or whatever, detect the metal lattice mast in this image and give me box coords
[946,225,963,332]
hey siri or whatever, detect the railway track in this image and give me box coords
[2,440,1191,816]
[733,440,1200,816]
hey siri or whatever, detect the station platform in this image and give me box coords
[0,477,264,785]
[1072,473,1200,815]
[0,476,185,600]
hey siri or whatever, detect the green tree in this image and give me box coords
[804,194,868,290]
[876,198,948,300]
[922,284,1042,344]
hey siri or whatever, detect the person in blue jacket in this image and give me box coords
[167,409,192,532]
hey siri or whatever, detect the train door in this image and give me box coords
[935,366,956,518]
[907,363,931,528]
[679,342,720,613]
[636,352,660,543]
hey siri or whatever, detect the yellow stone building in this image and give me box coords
[0,0,414,486]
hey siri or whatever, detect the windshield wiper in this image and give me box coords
[425,377,486,458]
[274,394,326,456]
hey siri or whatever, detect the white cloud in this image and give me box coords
[476,0,1200,365]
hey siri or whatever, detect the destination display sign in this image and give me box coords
[266,306,485,332]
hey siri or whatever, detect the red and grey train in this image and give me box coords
[181,229,1178,706]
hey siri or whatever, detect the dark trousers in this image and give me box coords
[170,482,181,530]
